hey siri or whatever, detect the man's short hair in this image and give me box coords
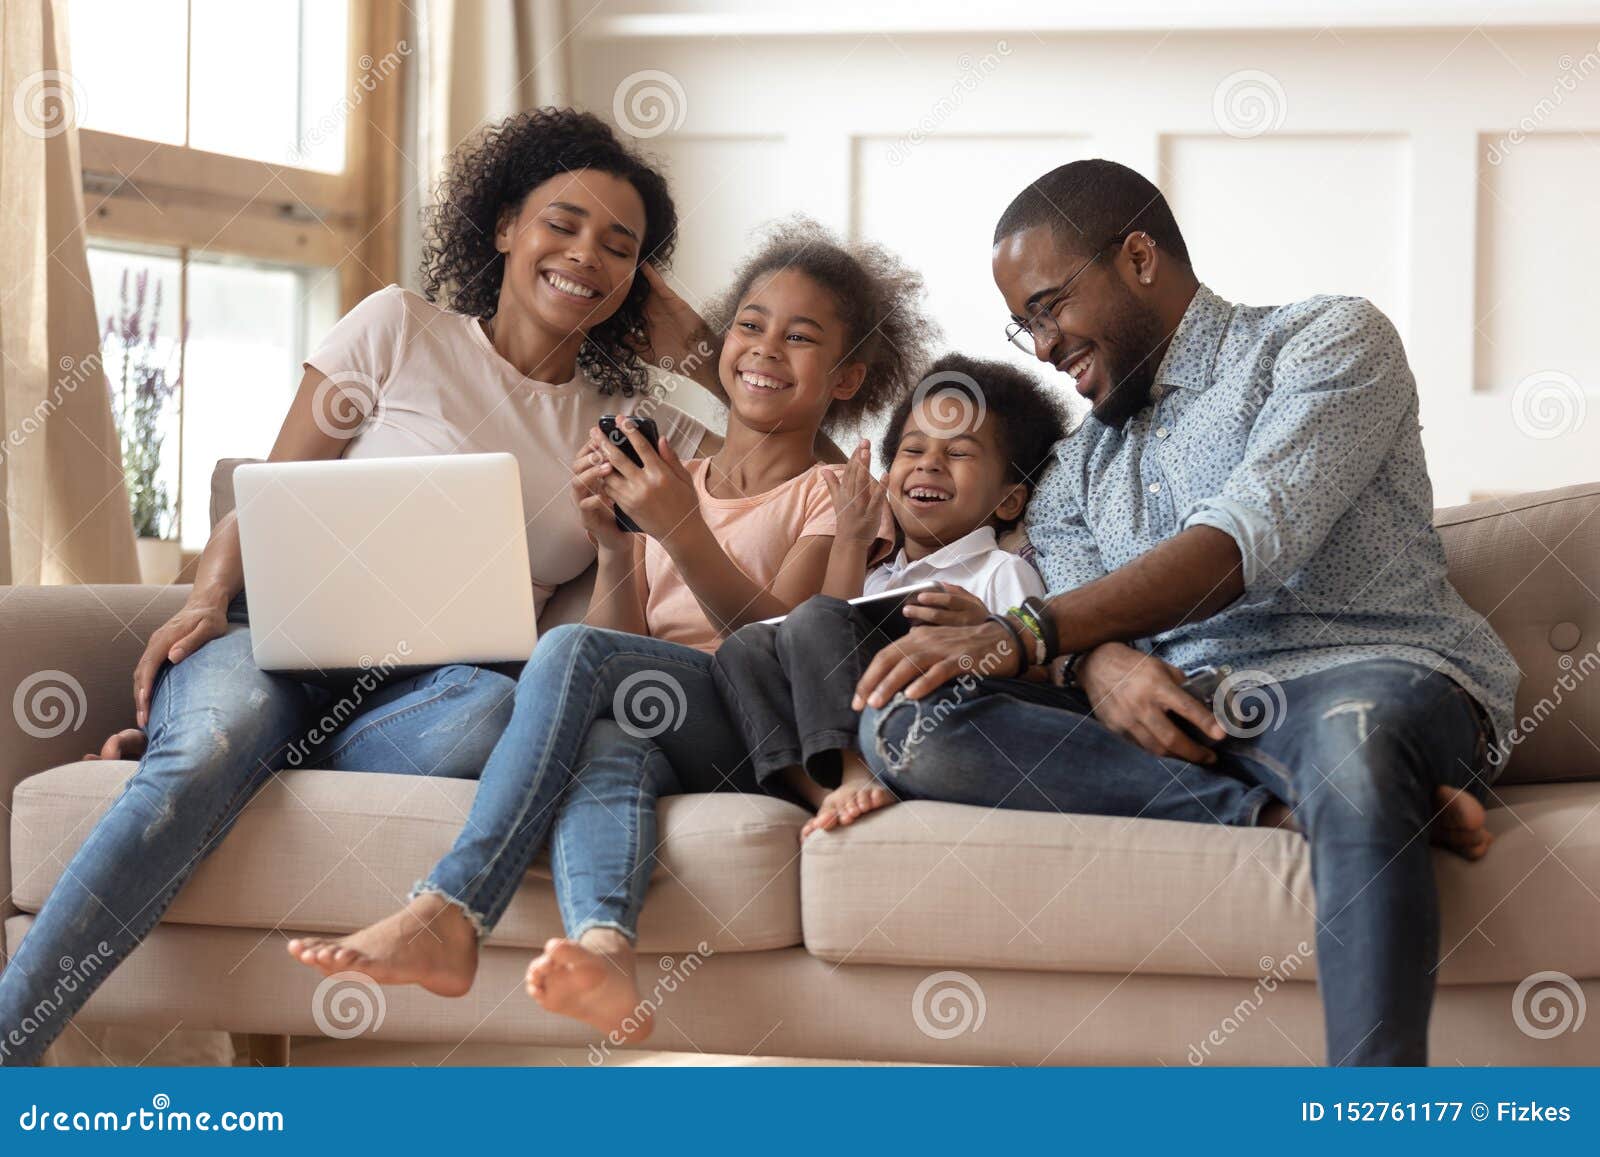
[993,158,1191,266]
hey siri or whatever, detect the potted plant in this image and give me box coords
[105,269,182,583]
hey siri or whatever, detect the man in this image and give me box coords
[851,159,1520,1066]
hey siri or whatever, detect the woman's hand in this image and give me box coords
[571,442,634,555]
[899,582,990,628]
[131,598,231,727]
[595,419,702,544]
[823,439,887,549]
[633,263,716,380]
[1076,642,1225,765]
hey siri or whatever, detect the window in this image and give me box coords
[69,0,405,553]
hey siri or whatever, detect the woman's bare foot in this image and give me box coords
[525,931,652,1044]
[285,893,479,997]
[1257,786,1493,861]
[85,728,147,761]
[802,751,897,837]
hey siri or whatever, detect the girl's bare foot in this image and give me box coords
[85,728,147,761]
[1257,785,1494,861]
[285,893,479,997]
[802,751,897,837]
[525,931,652,1044]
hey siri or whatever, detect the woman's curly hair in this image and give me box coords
[708,217,936,431]
[420,107,676,396]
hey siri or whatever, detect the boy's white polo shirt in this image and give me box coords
[863,525,1045,615]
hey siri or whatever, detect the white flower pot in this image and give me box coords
[136,536,183,585]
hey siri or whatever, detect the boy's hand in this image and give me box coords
[595,419,702,544]
[823,439,886,548]
[900,582,989,628]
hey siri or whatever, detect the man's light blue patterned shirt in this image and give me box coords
[1024,285,1520,747]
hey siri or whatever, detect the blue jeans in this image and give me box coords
[858,658,1493,1066]
[0,627,515,1066]
[418,624,755,943]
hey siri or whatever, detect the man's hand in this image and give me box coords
[1077,642,1225,765]
[852,619,1023,710]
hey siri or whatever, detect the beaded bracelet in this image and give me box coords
[1007,606,1049,667]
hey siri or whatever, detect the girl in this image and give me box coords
[288,220,933,1046]
[0,108,717,1066]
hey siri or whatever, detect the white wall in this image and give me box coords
[573,5,1600,503]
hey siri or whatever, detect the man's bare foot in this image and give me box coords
[525,931,652,1044]
[1256,786,1494,861]
[802,751,897,837]
[285,893,479,997]
[85,728,147,761]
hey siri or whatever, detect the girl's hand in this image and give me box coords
[823,439,886,548]
[132,598,231,727]
[633,263,715,375]
[571,460,633,554]
[899,582,990,628]
[596,418,702,544]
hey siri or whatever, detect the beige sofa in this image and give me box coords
[4,482,1599,1065]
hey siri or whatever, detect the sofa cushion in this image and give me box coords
[11,762,806,954]
[800,782,1600,985]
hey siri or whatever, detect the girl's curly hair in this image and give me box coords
[420,107,676,396]
[708,217,936,431]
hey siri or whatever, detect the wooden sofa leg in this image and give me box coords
[235,1033,291,1067]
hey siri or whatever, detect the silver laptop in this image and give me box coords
[233,453,537,674]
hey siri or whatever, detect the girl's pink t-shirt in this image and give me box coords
[642,458,894,653]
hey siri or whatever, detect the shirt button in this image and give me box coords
[1155,426,1169,439]
[1148,482,1161,495]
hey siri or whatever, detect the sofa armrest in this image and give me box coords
[0,585,190,950]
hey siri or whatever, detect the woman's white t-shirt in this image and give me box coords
[305,285,708,614]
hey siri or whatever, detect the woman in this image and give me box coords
[0,108,718,1065]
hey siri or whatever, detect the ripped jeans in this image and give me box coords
[0,626,516,1066]
[858,658,1494,1066]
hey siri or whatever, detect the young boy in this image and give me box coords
[712,351,1067,834]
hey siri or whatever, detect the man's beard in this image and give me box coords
[1088,289,1165,429]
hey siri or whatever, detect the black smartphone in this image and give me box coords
[1174,664,1232,744]
[597,414,661,533]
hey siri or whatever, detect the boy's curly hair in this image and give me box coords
[880,352,1068,529]
[420,107,676,396]
[707,217,935,430]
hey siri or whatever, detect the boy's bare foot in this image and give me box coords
[802,751,896,837]
[85,728,147,761]
[525,931,652,1044]
[1257,785,1494,861]
[285,893,479,997]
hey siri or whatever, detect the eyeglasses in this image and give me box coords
[1003,234,1135,356]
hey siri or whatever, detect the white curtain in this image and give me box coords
[0,0,139,585]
